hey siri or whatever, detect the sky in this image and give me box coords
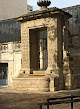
[27,0,80,11]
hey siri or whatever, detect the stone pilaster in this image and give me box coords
[20,23,30,75]
[57,16,64,90]
[63,17,71,89]
[47,20,57,73]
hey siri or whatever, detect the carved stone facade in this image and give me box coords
[21,18,58,74]
[12,7,72,92]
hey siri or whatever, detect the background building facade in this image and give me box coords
[0,0,33,86]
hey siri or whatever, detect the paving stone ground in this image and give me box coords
[0,87,80,109]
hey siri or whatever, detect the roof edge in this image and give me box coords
[15,7,72,22]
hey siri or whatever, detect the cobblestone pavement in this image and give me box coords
[0,87,80,109]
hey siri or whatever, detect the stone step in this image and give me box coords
[13,78,49,92]
[33,70,45,74]
[29,74,45,78]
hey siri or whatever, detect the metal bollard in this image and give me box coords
[47,99,49,109]
[40,105,42,109]
[71,95,73,109]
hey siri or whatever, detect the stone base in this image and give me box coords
[63,73,80,90]
[12,78,50,92]
[71,74,80,89]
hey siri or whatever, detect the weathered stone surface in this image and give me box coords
[13,7,73,92]
[13,78,50,92]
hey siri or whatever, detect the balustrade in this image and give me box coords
[0,42,21,52]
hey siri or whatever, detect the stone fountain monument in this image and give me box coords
[13,0,71,92]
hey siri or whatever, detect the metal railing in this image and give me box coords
[38,95,80,109]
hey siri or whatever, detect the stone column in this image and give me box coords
[63,17,71,89]
[46,19,57,91]
[47,24,57,72]
[57,16,64,90]
[21,23,30,75]
[40,39,44,70]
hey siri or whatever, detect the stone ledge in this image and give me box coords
[28,74,45,78]
[12,88,50,92]
[13,78,49,80]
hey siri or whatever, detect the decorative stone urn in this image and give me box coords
[37,0,51,9]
